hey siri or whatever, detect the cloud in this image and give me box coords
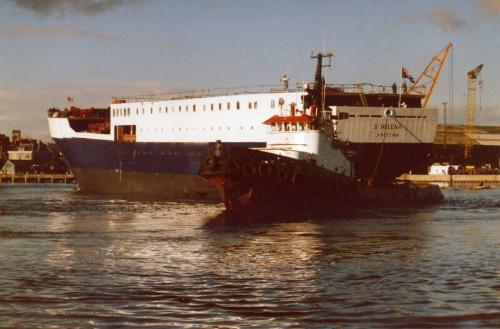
[399,8,468,33]
[0,26,119,39]
[475,0,500,16]
[424,9,468,32]
[7,0,138,16]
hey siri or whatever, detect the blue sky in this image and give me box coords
[0,0,499,139]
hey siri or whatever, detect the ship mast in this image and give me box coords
[311,51,333,119]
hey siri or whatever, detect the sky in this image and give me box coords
[0,0,499,140]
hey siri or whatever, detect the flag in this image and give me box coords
[402,66,415,83]
[67,96,74,102]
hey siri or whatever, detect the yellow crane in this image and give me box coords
[408,43,453,108]
[464,64,484,160]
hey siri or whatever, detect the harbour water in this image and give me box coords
[0,184,499,328]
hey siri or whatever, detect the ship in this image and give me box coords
[48,51,440,201]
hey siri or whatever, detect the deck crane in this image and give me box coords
[464,64,484,160]
[408,43,453,108]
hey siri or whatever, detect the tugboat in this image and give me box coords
[199,52,444,212]
[200,117,443,212]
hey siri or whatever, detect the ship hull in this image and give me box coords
[347,142,434,184]
[198,143,443,213]
[71,167,218,200]
[52,137,263,200]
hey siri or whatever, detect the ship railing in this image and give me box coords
[311,82,395,94]
[112,84,305,103]
[111,82,399,104]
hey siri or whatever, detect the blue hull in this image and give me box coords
[53,138,264,199]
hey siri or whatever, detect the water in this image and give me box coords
[0,184,499,328]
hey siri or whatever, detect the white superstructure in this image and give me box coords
[49,91,306,143]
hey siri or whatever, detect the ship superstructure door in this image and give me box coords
[115,125,136,142]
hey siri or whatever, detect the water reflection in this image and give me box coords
[0,185,499,327]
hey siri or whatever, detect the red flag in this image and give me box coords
[402,66,415,83]
[67,96,74,102]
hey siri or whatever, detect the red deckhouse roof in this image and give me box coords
[263,114,314,125]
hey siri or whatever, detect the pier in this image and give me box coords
[0,173,75,184]
[398,173,499,185]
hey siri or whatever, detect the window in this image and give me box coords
[193,104,196,112]
[185,105,188,112]
[271,100,275,108]
[248,102,252,109]
[236,101,240,110]
[112,109,115,117]
[211,104,214,111]
[142,108,145,114]
[136,109,139,115]
[218,103,222,110]
[127,108,130,116]
[203,104,206,111]
[254,101,258,109]
[227,102,230,110]
[150,108,153,114]
[158,107,161,114]
[166,106,168,113]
